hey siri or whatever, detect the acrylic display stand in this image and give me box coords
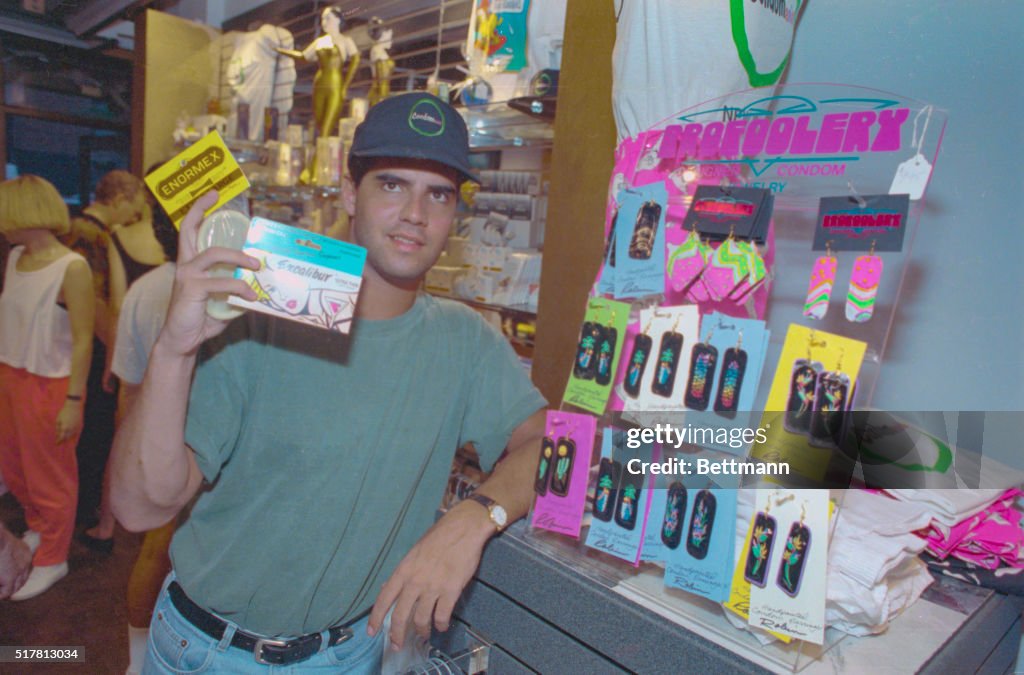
[522,84,949,672]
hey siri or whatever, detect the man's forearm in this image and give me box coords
[109,339,202,531]
[457,410,547,530]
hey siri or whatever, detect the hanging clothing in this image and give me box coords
[612,0,804,140]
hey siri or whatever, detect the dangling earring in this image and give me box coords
[614,445,644,530]
[623,319,653,399]
[686,488,717,560]
[667,224,711,299]
[714,330,748,417]
[685,331,718,411]
[846,240,883,323]
[660,480,687,549]
[651,315,684,398]
[744,491,778,588]
[534,435,555,497]
[595,311,618,386]
[628,199,661,260]
[803,241,836,320]
[548,422,576,498]
[777,502,811,597]
[593,443,621,522]
[784,332,824,434]
[808,348,850,449]
[573,318,603,381]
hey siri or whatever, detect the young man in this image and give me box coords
[62,169,148,531]
[109,93,546,672]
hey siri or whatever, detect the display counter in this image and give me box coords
[435,520,1023,674]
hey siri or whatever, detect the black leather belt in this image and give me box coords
[167,581,370,666]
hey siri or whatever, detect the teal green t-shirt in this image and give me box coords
[172,294,545,636]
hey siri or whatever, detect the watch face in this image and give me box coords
[491,505,508,528]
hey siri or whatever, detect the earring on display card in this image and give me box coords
[548,423,577,498]
[713,331,748,417]
[701,226,751,302]
[628,199,662,260]
[595,311,618,387]
[534,435,555,496]
[846,240,883,323]
[744,492,778,587]
[660,480,688,549]
[684,332,718,411]
[808,348,851,449]
[728,239,767,302]
[686,488,717,560]
[667,224,711,300]
[803,241,837,320]
[573,319,604,381]
[614,467,644,531]
[777,502,812,597]
[593,454,621,522]
[623,319,653,399]
[784,332,824,434]
[651,315,684,398]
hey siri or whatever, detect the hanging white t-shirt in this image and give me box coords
[612,0,804,140]
[0,247,84,378]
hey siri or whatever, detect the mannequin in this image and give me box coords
[227,24,296,142]
[276,6,360,181]
[276,7,359,139]
[367,17,395,107]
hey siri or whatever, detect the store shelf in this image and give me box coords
[460,100,554,150]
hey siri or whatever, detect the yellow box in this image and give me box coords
[145,130,250,228]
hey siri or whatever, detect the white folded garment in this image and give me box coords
[886,489,1008,535]
[825,557,933,635]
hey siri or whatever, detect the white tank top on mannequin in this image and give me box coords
[0,246,85,378]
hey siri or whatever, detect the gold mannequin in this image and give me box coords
[276,7,360,182]
[367,17,394,107]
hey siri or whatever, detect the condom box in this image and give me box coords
[229,217,366,334]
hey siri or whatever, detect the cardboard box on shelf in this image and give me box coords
[424,266,464,295]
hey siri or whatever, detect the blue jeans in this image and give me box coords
[142,574,384,674]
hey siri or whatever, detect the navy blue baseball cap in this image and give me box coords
[349,92,479,184]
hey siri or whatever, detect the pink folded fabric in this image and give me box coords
[920,489,1024,570]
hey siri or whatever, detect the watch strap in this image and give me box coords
[466,493,504,531]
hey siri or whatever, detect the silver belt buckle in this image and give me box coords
[330,626,355,647]
[254,637,289,665]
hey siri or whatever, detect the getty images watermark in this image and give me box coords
[613,411,1024,490]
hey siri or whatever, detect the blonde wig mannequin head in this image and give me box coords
[0,174,70,236]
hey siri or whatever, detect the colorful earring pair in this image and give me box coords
[592,454,645,530]
[744,494,811,597]
[622,316,683,399]
[783,337,850,448]
[682,332,749,416]
[572,311,618,386]
[802,242,883,323]
[667,226,767,305]
[535,430,576,498]
[660,484,718,559]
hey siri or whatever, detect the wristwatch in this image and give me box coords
[466,493,508,532]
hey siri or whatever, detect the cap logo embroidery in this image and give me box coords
[408,98,446,137]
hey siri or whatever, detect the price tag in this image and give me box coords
[889,152,932,201]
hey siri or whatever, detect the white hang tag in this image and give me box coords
[889,152,932,201]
